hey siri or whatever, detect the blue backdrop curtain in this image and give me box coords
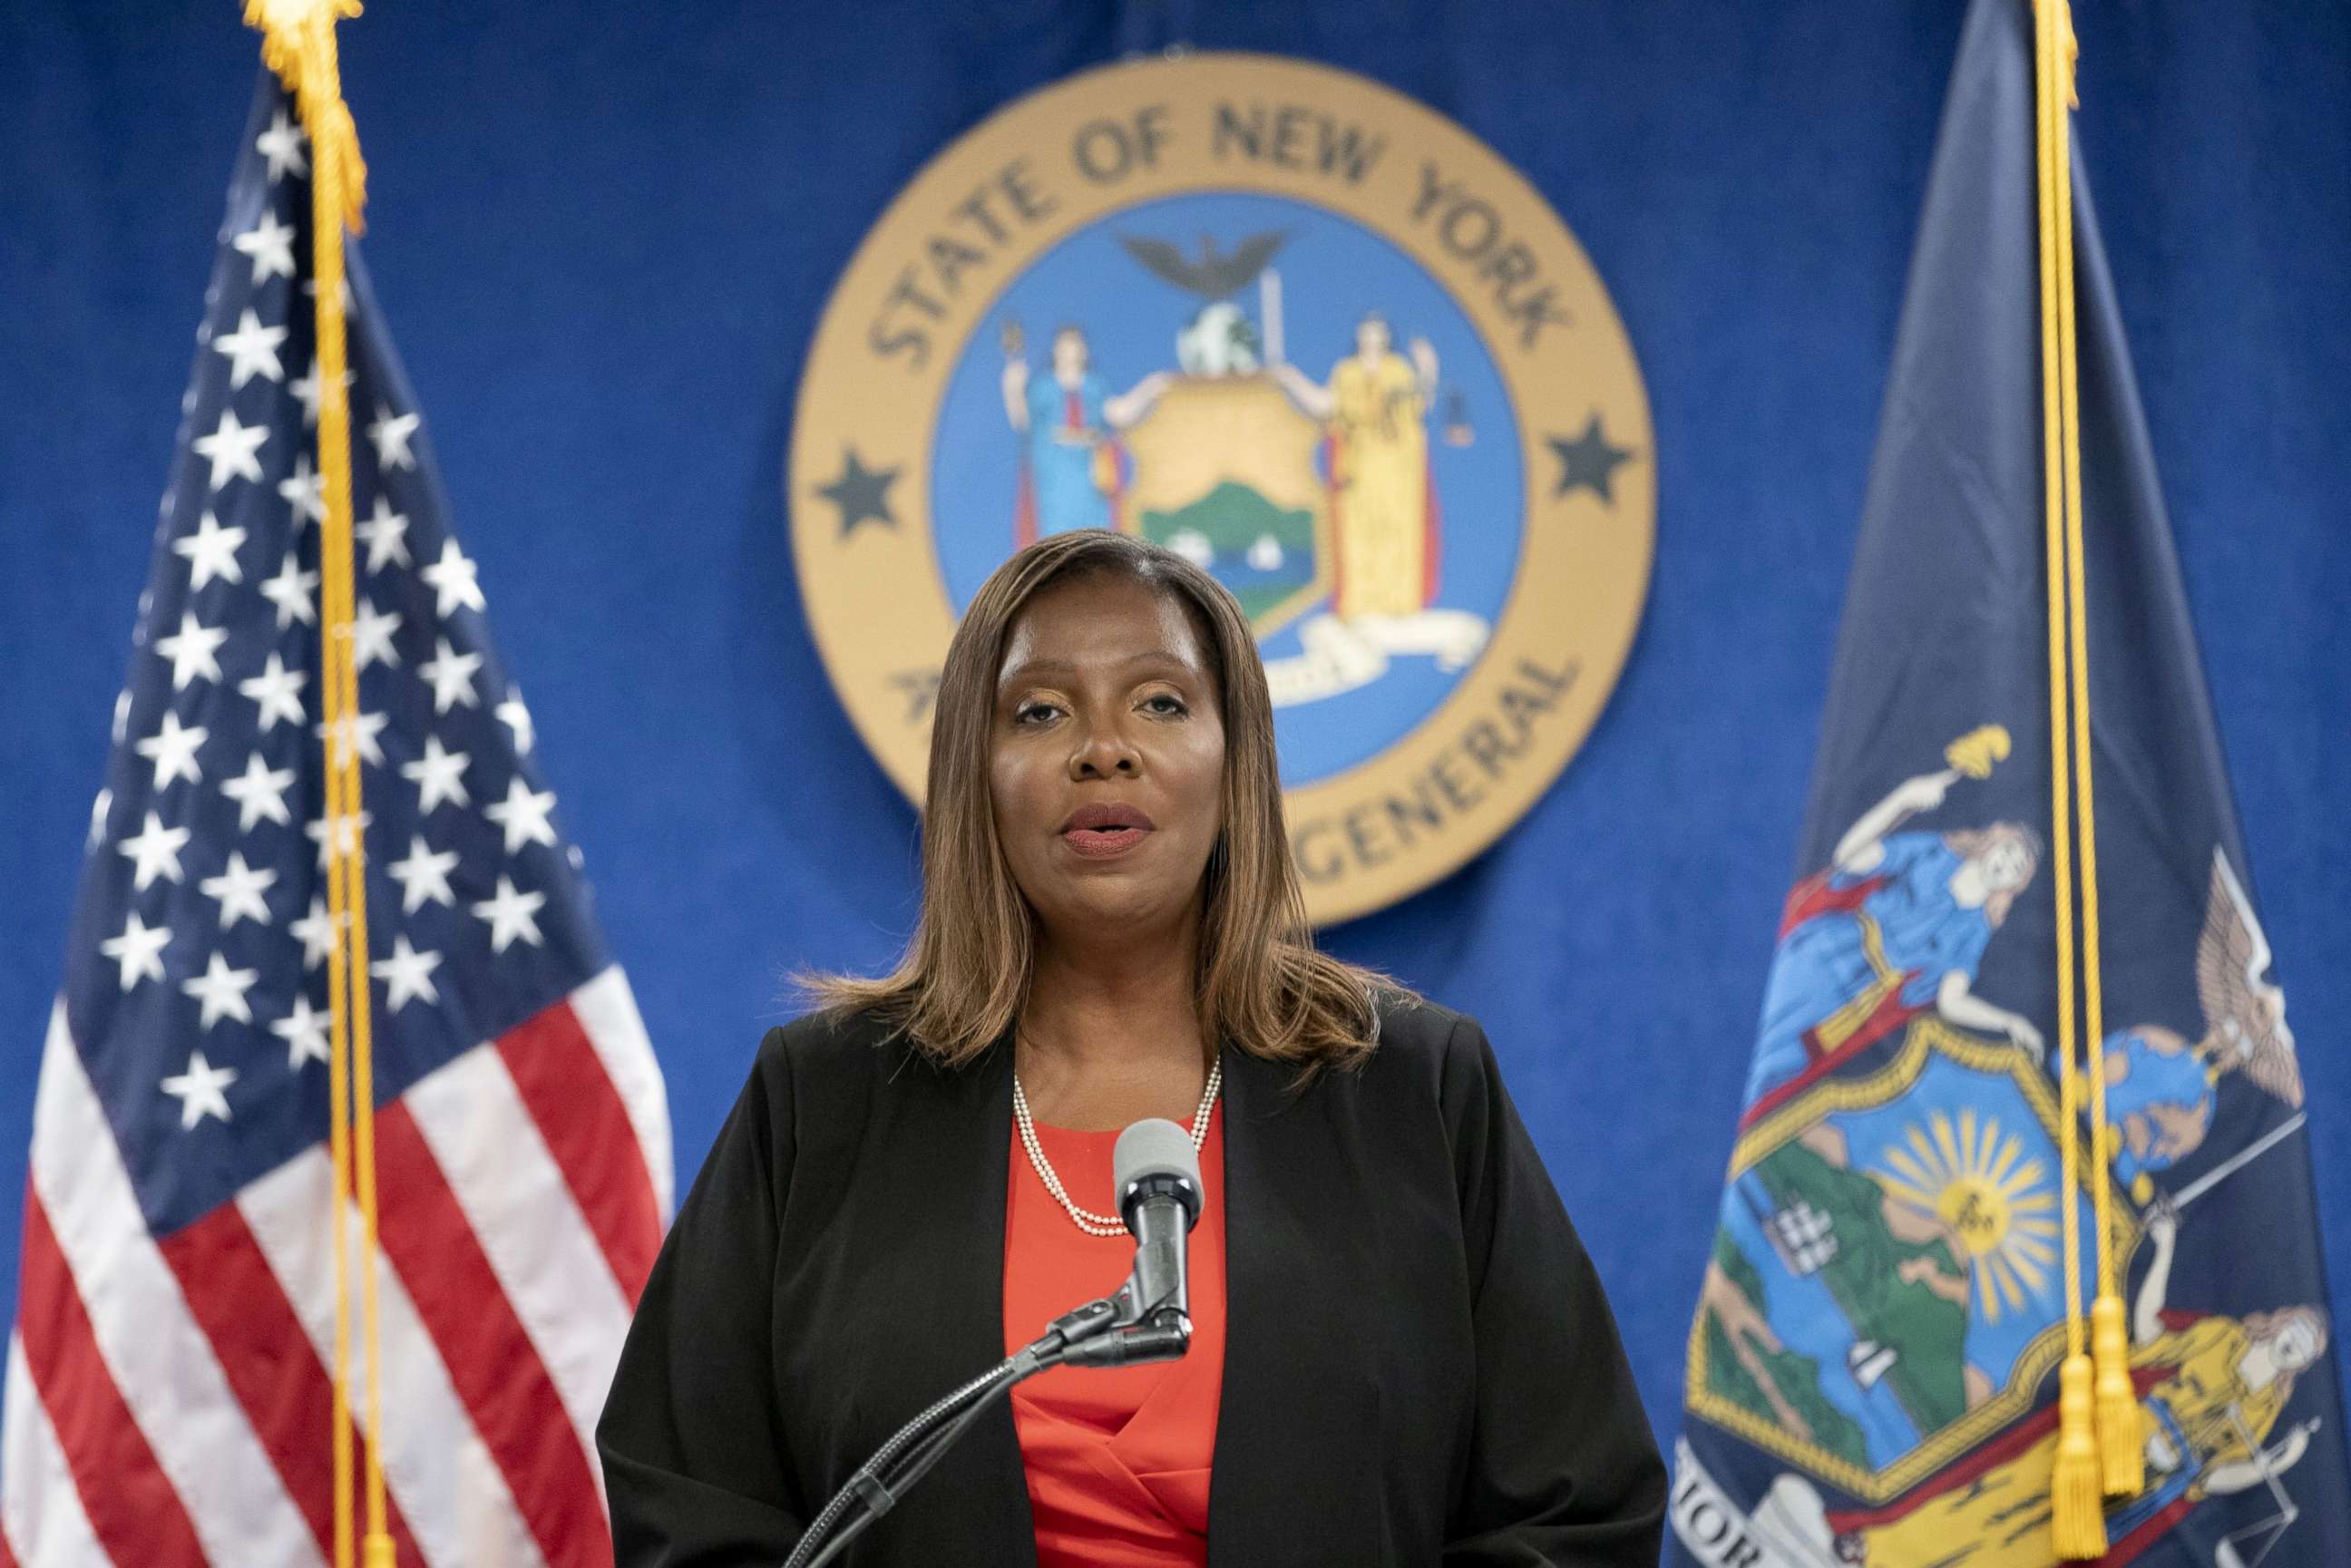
[3,0,2346,1439]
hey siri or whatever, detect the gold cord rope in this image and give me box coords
[2034,0,2138,1553]
[243,5,392,1565]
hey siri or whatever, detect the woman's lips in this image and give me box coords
[1058,803,1154,857]
[1061,825,1150,858]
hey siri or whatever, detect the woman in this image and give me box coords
[1745,766,2044,1112]
[597,531,1665,1566]
[1273,310,1441,620]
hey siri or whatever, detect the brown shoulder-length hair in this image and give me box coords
[806,531,1395,1075]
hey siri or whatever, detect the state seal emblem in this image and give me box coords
[790,53,1654,923]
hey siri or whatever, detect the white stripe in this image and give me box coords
[405,1047,629,1506]
[26,1003,322,1568]
[236,1145,548,1568]
[567,968,673,1219]
[2,1333,109,1568]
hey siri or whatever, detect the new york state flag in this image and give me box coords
[1665,5,2350,1567]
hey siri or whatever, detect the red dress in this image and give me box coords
[1002,1101,1225,1567]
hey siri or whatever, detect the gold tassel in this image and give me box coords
[2092,1294,2144,1495]
[2052,1354,2109,1559]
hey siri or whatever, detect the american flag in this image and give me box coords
[1,76,670,1567]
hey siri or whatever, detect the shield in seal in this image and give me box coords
[1122,374,1332,639]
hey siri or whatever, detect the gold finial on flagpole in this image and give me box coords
[245,0,368,231]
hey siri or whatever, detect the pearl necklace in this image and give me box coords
[1012,1053,1222,1237]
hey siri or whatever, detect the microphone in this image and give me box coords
[1058,1116,1200,1368]
[1115,1115,1202,1322]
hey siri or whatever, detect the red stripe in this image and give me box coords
[0,1511,20,1568]
[2101,1496,2194,1565]
[14,1188,208,1565]
[155,1202,427,1568]
[374,1100,612,1568]
[497,998,662,1302]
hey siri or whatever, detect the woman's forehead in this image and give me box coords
[999,576,1210,674]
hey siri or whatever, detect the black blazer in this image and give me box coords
[597,996,1666,1566]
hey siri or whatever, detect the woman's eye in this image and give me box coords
[1143,693,1187,716]
[1014,701,1060,726]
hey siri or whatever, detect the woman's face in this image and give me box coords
[990,573,1227,949]
[2270,1318,2320,1373]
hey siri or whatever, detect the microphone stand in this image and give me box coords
[781,1288,1190,1568]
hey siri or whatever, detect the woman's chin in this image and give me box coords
[1038,878,1199,942]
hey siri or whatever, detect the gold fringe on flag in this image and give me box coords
[241,5,392,1567]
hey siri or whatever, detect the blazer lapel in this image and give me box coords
[857,1037,1039,1567]
[1207,1048,1385,1567]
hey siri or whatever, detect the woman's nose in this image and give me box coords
[1068,719,1140,779]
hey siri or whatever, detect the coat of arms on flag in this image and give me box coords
[1,41,669,1567]
[1664,5,2351,1567]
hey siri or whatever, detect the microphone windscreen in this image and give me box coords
[1113,1116,1201,1196]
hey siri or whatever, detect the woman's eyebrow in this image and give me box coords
[1000,649,1195,682]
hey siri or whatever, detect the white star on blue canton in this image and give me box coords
[388,834,461,914]
[373,935,444,1014]
[237,650,307,733]
[161,1050,238,1129]
[211,307,287,388]
[367,407,420,471]
[180,950,259,1030]
[231,212,297,285]
[260,553,321,628]
[419,638,482,715]
[401,734,473,813]
[134,710,209,790]
[356,495,412,572]
[155,610,229,690]
[220,751,297,832]
[347,598,403,671]
[271,995,332,1069]
[98,911,172,992]
[291,896,339,971]
[420,539,484,618]
[484,775,558,854]
[172,511,249,589]
[278,453,326,528]
[118,811,191,891]
[255,108,307,181]
[472,875,547,955]
[199,851,278,930]
[191,407,269,490]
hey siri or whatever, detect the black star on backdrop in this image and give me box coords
[815,447,901,536]
[1546,415,1634,505]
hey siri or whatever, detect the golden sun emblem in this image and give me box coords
[1878,1109,2062,1324]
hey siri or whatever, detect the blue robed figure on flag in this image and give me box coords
[1666,4,2351,1567]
